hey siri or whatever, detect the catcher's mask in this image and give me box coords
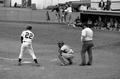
[57,41,64,48]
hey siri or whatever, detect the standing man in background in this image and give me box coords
[98,0,105,10]
[46,11,50,21]
[80,23,94,66]
[18,25,40,66]
[65,4,72,25]
[105,0,111,10]
[52,5,61,23]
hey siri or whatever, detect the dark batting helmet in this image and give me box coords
[26,24,32,30]
[57,41,64,45]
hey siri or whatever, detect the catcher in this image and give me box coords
[57,41,74,66]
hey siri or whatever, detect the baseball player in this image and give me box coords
[18,25,40,66]
[57,41,74,66]
[64,4,72,25]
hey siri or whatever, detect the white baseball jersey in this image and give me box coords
[65,7,72,13]
[21,30,34,43]
[61,45,74,54]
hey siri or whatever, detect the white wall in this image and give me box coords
[32,0,81,9]
[10,0,88,9]
[11,0,120,9]
[32,0,44,9]
[11,0,21,6]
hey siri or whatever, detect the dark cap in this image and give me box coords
[57,41,64,45]
[26,24,32,30]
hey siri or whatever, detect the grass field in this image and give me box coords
[0,22,120,79]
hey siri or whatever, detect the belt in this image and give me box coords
[23,41,31,43]
[83,40,93,44]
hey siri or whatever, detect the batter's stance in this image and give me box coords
[18,25,39,66]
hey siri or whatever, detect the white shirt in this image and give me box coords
[65,7,72,13]
[80,5,87,10]
[21,30,34,43]
[81,28,93,41]
[61,45,74,54]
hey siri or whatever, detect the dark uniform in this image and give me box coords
[105,0,111,10]
[98,0,105,10]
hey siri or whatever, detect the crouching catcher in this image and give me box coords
[57,41,74,66]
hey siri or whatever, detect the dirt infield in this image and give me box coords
[0,22,120,79]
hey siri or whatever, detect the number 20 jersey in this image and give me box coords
[21,30,34,43]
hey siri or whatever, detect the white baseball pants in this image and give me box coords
[19,42,37,59]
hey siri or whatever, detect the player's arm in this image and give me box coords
[21,36,23,43]
[81,35,86,42]
[20,31,25,43]
[58,49,62,55]
[59,49,67,55]
[81,30,86,42]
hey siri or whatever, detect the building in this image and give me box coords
[0,0,11,7]
[91,0,120,10]
[1,0,120,10]
[0,0,83,9]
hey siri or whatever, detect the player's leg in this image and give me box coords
[87,45,93,65]
[80,44,87,66]
[56,13,59,22]
[58,54,68,66]
[28,44,39,65]
[68,13,72,25]
[58,12,61,23]
[64,12,67,23]
[67,53,74,65]
[18,44,26,65]
[67,58,73,65]
[61,53,73,65]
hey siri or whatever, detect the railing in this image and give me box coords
[91,1,120,10]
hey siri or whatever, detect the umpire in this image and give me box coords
[80,23,94,66]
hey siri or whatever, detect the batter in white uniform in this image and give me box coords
[18,25,39,66]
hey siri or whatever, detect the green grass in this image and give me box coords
[0,22,120,79]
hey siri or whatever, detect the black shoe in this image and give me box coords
[67,58,73,65]
[34,59,39,64]
[79,63,86,66]
[69,62,73,65]
[86,63,92,66]
[18,58,22,66]
[18,58,22,62]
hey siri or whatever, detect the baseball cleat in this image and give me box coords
[79,63,86,66]
[86,63,92,66]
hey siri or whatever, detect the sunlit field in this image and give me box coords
[0,22,120,79]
